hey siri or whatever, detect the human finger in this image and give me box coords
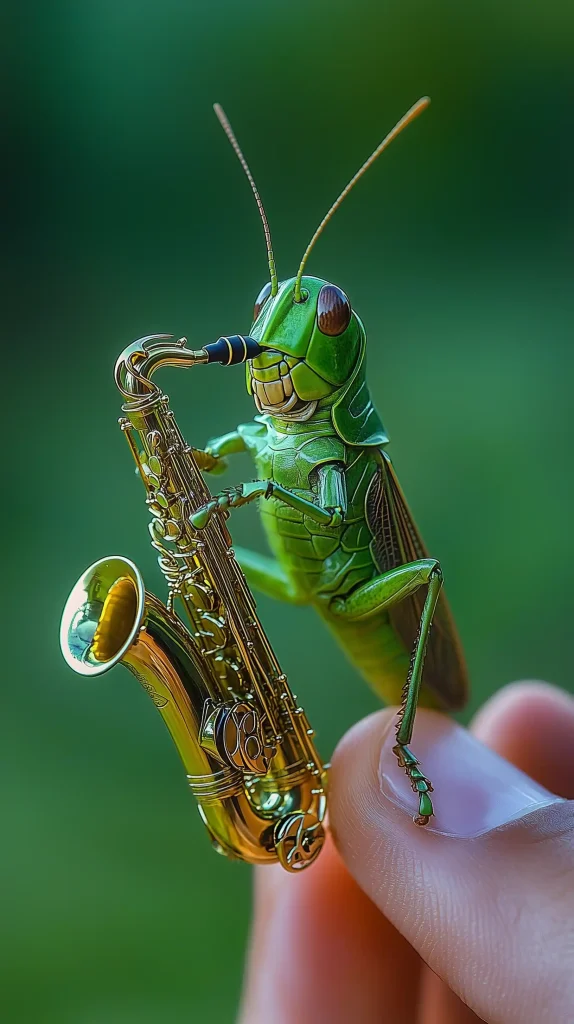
[238,833,422,1023]
[330,706,574,1023]
[420,681,574,1023]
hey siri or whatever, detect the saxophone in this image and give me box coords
[60,333,326,871]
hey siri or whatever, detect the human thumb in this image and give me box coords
[329,707,574,1023]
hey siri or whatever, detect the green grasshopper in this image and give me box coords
[191,98,468,825]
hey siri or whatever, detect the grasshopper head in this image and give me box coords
[246,276,361,421]
[213,97,429,432]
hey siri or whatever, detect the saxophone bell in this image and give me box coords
[60,556,144,677]
[61,555,326,871]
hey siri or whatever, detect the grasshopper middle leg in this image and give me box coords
[233,546,306,605]
[329,559,443,825]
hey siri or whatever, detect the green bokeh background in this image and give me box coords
[5,1,573,1020]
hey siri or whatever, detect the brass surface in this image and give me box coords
[60,334,326,870]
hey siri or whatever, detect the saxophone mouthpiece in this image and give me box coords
[204,335,262,365]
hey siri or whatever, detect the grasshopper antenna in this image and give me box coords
[214,103,278,297]
[293,96,430,302]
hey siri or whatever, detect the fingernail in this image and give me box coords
[379,710,560,838]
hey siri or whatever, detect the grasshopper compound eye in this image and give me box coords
[253,281,272,321]
[316,284,351,337]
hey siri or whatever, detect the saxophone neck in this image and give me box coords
[115,333,263,399]
[114,335,207,400]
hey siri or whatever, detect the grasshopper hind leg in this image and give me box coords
[393,566,443,825]
[393,744,435,825]
[329,559,443,826]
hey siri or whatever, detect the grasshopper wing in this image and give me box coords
[366,451,468,711]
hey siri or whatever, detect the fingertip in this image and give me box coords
[329,701,574,1022]
[332,707,395,777]
[471,679,574,738]
[471,681,574,797]
[330,708,400,845]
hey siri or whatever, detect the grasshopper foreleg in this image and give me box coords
[330,558,443,825]
[191,463,347,530]
[195,430,248,476]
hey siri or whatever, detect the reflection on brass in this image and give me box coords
[60,334,326,870]
[91,576,137,663]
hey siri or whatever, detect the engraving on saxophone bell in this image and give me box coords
[140,676,169,709]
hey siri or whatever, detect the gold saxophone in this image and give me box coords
[60,334,326,871]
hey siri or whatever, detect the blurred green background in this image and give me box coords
[5,0,573,1020]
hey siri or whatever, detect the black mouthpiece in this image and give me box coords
[204,335,262,365]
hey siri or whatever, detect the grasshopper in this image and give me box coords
[191,99,468,825]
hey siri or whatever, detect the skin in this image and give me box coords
[238,681,574,1023]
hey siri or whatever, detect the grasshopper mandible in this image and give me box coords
[191,98,469,825]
